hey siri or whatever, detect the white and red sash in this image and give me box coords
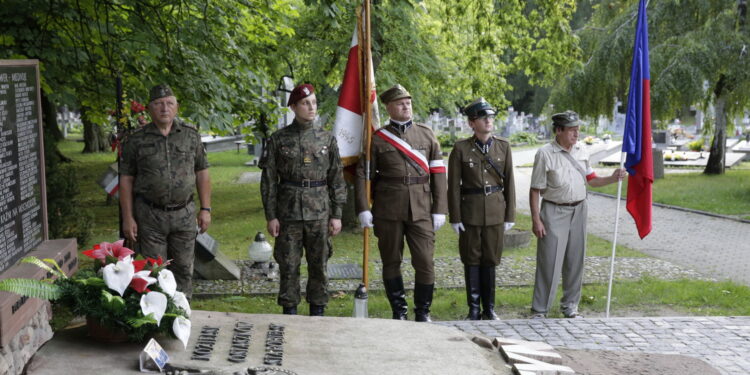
[375,128,446,174]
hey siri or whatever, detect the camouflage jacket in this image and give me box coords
[260,120,347,221]
[120,120,208,206]
[447,135,515,226]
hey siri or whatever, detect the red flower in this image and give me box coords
[130,100,145,114]
[129,277,151,293]
[133,259,148,273]
[147,256,165,266]
[81,240,134,264]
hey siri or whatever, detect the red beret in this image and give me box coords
[287,84,315,106]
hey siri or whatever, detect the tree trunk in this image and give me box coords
[704,95,726,174]
[41,93,63,142]
[81,107,109,153]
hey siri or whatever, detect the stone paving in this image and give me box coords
[438,316,750,375]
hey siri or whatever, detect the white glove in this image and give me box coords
[432,214,446,231]
[504,222,515,231]
[358,210,374,228]
[451,222,465,234]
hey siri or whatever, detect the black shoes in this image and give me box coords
[309,304,325,316]
[282,306,297,315]
[414,283,434,322]
[479,266,500,320]
[383,277,409,320]
[465,265,481,320]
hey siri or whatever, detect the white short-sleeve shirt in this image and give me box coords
[530,140,594,204]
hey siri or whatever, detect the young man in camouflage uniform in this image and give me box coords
[260,84,347,316]
[448,98,515,320]
[355,84,448,322]
[120,84,212,299]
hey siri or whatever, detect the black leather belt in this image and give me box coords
[545,199,584,207]
[461,185,503,195]
[137,195,193,211]
[281,178,327,188]
[379,175,430,185]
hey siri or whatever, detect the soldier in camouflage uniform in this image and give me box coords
[448,98,515,320]
[355,84,448,322]
[260,84,347,316]
[120,84,212,299]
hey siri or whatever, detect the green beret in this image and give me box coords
[464,98,496,119]
[552,110,581,127]
[149,84,175,103]
[379,84,411,104]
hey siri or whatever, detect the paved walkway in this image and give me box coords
[438,316,750,375]
[511,147,750,287]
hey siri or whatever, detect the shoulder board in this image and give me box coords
[492,135,510,143]
[415,122,431,130]
[130,127,146,135]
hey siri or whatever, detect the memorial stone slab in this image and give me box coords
[27,310,513,375]
[0,60,48,274]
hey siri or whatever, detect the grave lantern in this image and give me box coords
[248,232,272,265]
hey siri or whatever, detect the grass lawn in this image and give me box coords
[59,138,750,320]
[590,162,750,219]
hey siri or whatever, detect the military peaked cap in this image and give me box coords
[149,84,175,103]
[464,98,496,119]
[552,110,581,127]
[379,84,411,104]
[288,84,315,106]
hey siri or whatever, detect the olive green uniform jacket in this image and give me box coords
[447,135,515,226]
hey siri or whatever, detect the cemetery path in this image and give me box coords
[512,147,750,287]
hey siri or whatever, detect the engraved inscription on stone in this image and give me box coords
[228,321,253,363]
[190,326,220,361]
[0,63,44,273]
[263,324,285,366]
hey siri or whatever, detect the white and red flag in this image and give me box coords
[333,23,379,181]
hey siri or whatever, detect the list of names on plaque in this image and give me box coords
[0,64,44,273]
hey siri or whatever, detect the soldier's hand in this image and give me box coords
[432,214,446,231]
[451,222,465,234]
[532,217,546,238]
[612,168,627,181]
[329,218,342,236]
[197,210,211,233]
[504,222,515,231]
[267,219,280,237]
[123,216,138,243]
[358,211,374,228]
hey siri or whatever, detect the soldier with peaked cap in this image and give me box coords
[448,98,515,320]
[120,83,212,299]
[260,83,347,316]
[355,84,448,322]
[529,110,626,319]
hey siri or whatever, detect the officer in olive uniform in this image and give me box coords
[120,84,212,299]
[355,84,448,322]
[448,98,515,320]
[260,84,347,316]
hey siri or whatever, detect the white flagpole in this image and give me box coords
[605,152,626,318]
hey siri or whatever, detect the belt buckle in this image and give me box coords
[301,179,311,188]
[403,176,410,185]
[484,185,492,196]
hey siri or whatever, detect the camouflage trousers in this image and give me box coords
[134,198,197,298]
[274,219,330,307]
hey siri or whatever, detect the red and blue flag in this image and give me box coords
[622,0,653,239]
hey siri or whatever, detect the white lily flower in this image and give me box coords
[103,255,135,296]
[172,316,191,350]
[172,291,192,317]
[140,291,167,326]
[133,270,157,286]
[157,269,177,297]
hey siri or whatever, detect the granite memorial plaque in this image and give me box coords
[0,60,48,274]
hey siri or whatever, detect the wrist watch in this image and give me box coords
[200,207,212,212]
